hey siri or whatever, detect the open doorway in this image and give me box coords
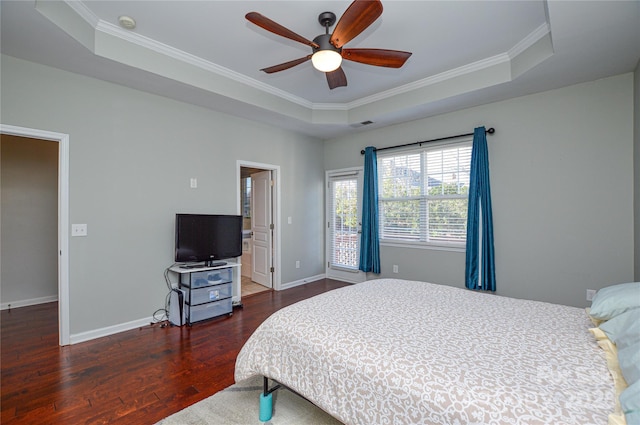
[0,125,70,346]
[238,161,280,298]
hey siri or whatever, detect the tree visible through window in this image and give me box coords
[377,141,471,247]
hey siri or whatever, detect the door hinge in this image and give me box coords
[327,221,330,228]
[270,223,274,230]
[327,261,330,268]
[270,267,275,273]
[270,179,274,187]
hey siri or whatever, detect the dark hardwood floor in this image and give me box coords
[1,279,350,424]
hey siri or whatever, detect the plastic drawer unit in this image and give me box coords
[181,268,233,289]
[180,267,234,324]
[188,298,233,323]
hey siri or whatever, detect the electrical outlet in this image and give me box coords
[295,260,300,269]
[190,178,197,188]
[393,264,398,273]
[71,224,87,237]
[586,289,596,301]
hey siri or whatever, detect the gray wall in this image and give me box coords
[1,54,325,335]
[635,59,640,280]
[325,73,635,308]
[1,135,58,306]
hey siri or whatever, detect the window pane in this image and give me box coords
[428,199,468,241]
[379,154,422,198]
[426,146,471,196]
[380,199,421,240]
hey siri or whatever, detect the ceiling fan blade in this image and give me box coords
[330,0,383,49]
[260,55,312,74]
[246,12,319,48]
[326,67,347,90]
[342,48,412,68]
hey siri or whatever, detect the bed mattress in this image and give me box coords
[235,278,615,424]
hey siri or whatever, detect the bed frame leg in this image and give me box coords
[259,391,273,422]
[259,376,281,422]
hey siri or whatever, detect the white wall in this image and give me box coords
[325,73,635,307]
[1,54,326,337]
[1,135,58,307]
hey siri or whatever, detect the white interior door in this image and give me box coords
[326,169,366,283]
[251,170,273,288]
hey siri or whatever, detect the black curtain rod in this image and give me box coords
[360,127,495,155]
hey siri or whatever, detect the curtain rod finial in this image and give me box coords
[360,147,377,155]
[487,127,495,134]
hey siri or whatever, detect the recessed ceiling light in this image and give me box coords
[118,15,136,30]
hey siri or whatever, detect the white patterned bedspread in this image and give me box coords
[235,279,615,425]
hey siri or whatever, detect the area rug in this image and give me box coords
[156,375,342,424]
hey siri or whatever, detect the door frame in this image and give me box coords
[1,124,70,346]
[237,160,280,291]
[326,167,367,284]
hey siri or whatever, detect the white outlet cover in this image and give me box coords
[72,223,87,236]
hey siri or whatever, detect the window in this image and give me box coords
[377,140,472,249]
[242,177,251,218]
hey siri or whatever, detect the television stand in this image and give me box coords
[169,260,242,325]
[206,260,227,267]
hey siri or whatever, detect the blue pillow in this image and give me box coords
[618,340,640,386]
[599,309,640,350]
[589,282,640,321]
[620,380,640,424]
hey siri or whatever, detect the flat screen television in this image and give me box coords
[175,214,243,265]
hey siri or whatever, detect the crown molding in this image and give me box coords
[65,0,315,109]
[65,0,99,27]
[47,1,554,124]
[509,22,551,59]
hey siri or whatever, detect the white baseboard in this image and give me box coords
[1,295,58,310]
[70,316,155,345]
[280,273,326,290]
[6,274,331,344]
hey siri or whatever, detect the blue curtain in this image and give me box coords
[465,127,496,291]
[359,147,381,274]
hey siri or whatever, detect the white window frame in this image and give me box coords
[377,139,472,252]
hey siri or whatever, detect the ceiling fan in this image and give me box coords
[245,0,412,90]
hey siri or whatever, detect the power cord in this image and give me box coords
[150,263,179,327]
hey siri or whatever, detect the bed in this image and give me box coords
[234,278,616,424]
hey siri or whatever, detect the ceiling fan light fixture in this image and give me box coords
[312,50,342,72]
